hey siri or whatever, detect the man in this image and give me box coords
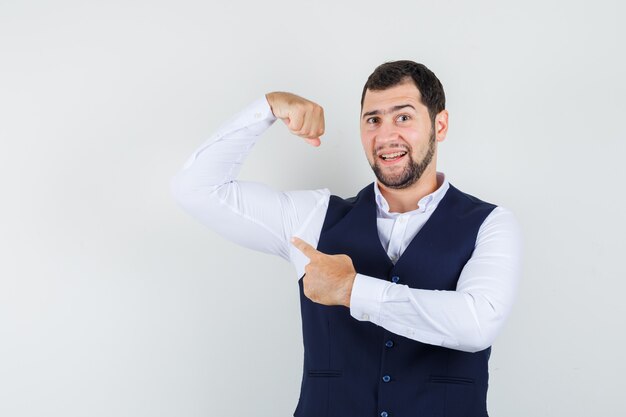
[171,60,522,417]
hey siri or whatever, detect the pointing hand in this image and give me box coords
[291,236,356,307]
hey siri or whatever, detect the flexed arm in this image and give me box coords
[170,93,329,262]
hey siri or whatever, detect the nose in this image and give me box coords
[376,120,401,146]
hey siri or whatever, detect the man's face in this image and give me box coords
[360,80,444,189]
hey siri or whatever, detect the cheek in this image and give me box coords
[360,136,375,157]
[403,130,426,148]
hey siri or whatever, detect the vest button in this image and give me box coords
[382,375,391,382]
[391,276,400,283]
[385,340,394,348]
[381,412,389,417]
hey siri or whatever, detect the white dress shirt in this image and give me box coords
[170,96,523,353]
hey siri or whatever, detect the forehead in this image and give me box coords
[362,81,425,115]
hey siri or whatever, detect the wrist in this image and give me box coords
[265,92,281,117]
[343,272,356,307]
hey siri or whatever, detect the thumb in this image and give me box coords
[304,137,321,147]
[291,236,319,259]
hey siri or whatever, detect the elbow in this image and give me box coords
[441,331,492,353]
[453,328,496,353]
[169,172,204,215]
[169,170,228,223]
[169,171,219,208]
[456,295,503,353]
[460,335,494,353]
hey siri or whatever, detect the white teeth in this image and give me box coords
[381,151,407,160]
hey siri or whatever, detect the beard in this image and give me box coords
[371,128,436,190]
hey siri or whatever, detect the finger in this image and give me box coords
[298,126,322,147]
[287,110,305,133]
[307,108,325,144]
[291,236,320,259]
[295,113,314,139]
[304,137,321,147]
[309,106,325,138]
[297,108,323,139]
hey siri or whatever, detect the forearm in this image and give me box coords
[350,278,507,352]
[349,207,523,352]
[170,96,276,201]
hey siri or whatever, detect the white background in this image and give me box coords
[1,1,624,416]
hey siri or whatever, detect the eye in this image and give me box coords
[366,117,379,124]
[397,114,410,122]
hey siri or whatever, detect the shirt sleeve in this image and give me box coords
[348,206,523,353]
[170,96,330,267]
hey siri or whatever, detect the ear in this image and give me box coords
[434,110,449,143]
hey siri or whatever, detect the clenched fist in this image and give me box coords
[265,92,325,147]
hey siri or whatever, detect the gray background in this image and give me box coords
[1,0,624,416]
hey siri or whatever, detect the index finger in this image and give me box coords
[291,236,320,259]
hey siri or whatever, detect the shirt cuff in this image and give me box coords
[231,95,277,135]
[349,273,390,323]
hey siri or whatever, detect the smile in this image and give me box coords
[379,151,407,161]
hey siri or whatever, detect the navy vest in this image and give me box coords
[294,182,497,417]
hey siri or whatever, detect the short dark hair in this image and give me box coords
[360,60,446,123]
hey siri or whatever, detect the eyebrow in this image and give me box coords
[362,104,416,119]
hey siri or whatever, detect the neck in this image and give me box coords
[378,167,439,213]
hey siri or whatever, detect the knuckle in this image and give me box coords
[337,254,350,264]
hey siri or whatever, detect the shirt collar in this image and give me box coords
[373,172,449,216]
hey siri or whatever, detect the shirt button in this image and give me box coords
[391,276,400,283]
[254,112,262,119]
[381,411,389,417]
[382,375,391,382]
[390,256,397,262]
[385,340,394,348]
[362,314,370,320]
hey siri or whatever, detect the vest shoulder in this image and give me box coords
[448,183,498,210]
[328,183,371,206]
[322,184,372,232]
[328,192,359,207]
